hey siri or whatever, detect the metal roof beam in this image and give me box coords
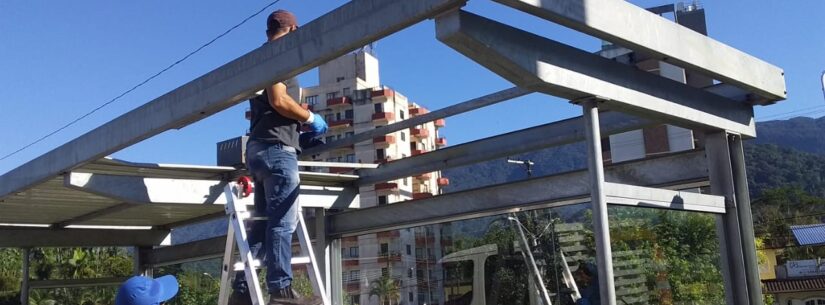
[331,150,709,236]
[0,227,169,247]
[0,0,467,200]
[492,0,786,103]
[356,111,653,186]
[436,10,757,137]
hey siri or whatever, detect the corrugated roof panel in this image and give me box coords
[791,224,825,246]
[763,277,825,293]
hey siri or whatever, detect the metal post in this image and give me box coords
[705,132,750,305]
[329,238,343,305]
[20,248,30,305]
[313,208,331,301]
[581,100,617,305]
[133,246,152,276]
[729,134,764,305]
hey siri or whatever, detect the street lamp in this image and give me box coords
[507,158,535,178]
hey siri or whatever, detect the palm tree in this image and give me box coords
[369,275,399,305]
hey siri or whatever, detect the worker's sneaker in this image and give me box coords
[267,286,322,305]
[228,290,253,305]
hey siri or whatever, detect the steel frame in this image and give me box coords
[0,1,783,304]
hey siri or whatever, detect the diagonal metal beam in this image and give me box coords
[332,150,709,236]
[356,111,653,186]
[303,87,530,156]
[436,11,757,137]
[0,227,170,247]
[493,0,786,103]
[0,0,467,200]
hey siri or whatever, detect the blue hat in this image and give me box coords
[115,275,179,305]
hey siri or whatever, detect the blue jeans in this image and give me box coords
[234,140,300,292]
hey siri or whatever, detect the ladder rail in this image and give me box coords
[218,181,330,305]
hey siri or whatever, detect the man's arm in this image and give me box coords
[268,82,311,122]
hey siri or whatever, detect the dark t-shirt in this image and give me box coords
[248,77,302,153]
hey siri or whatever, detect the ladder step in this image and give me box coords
[231,257,311,271]
[233,260,261,271]
[291,256,311,265]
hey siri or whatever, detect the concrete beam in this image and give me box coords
[357,111,653,185]
[493,0,786,103]
[604,182,725,213]
[0,227,169,247]
[65,172,359,209]
[436,11,757,137]
[0,0,467,200]
[303,87,530,156]
[331,150,709,236]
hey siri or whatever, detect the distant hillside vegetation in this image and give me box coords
[753,116,825,155]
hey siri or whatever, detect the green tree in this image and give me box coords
[369,275,399,305]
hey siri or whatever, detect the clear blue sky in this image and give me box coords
[0,0,823,174]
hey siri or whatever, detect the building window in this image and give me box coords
[374,103,383,113]
[325,114,334,122]
[402,177,408,186]
[305,95,318,105]
[380,243,389,256]
[381,267,388,277]
[378,196,388,206]
[416,269,424,279]
[345,109,354,119]
[336,76,345,82]
[345,131,354,137]
[400,132,406,141]
[326,92,338,100]
[350,295,360,305]
[376,149,385,160]
[336,112,342,120]
[415,248,423,258]
[350,270,360,281]
[343,87,351,97]
[400,110,405,120]
[409,292,414,302]
[406,245,411,255]
[325,136,335,143]
[350,247,359,258]
[346,154,356,163]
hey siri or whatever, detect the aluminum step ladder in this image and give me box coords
[218,180,330,305]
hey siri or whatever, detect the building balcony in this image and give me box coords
[409,107,429,116]
[377,253,403,264]
[414,172,432,180]
[415,236,436,244]
[374,156,394,164]
[371,89,394,98]
[328,119,353,129]
[436,137,447,147]
[346,283,360,292]
[437,177,450,186]
[372,112,395,123]
[328,167,352,174]
[326,96,352,107]
[411,128,429,138]
[374,182,398,191]
[411,149,426,156]
[413,192,433,200]
[377,230,401,239]
[343,259,360,267]
[434,118,445,128]
[373,135,396,146]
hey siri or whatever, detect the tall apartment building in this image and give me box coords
[300,49,449,305]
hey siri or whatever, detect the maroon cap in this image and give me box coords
[267,10,297,31]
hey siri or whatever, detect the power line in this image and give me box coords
[0,0,283,162]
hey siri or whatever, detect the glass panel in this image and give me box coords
[608,206,725,305]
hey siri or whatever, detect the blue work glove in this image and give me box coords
[304,112,328,135]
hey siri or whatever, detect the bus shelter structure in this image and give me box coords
[0,1,786,305]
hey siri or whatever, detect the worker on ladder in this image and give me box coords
[229,9,329,305]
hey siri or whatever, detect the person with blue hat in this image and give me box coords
[115,275,179,305]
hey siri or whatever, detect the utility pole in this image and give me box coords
[820,70,824,102]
